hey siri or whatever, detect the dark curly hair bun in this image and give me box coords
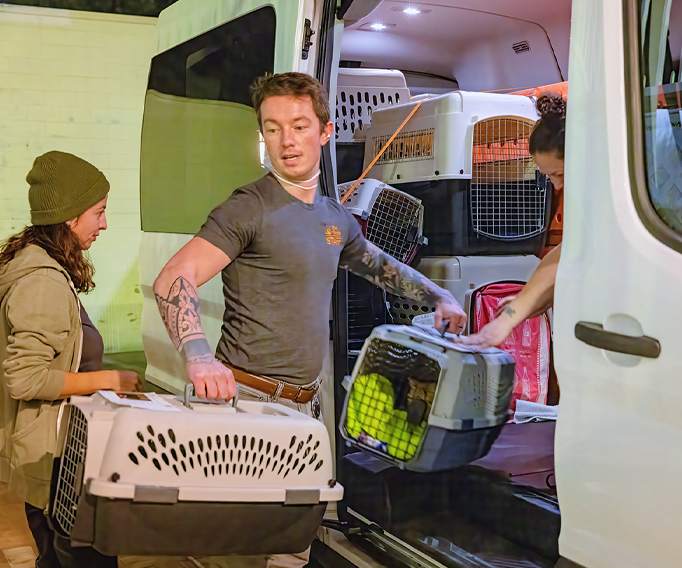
[536,92,566,120]
[529,92,566,158]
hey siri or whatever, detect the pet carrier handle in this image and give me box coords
[340,99,425,205]
[574,321,660,358]
[183,383,240,409]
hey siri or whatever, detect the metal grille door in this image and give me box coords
[366,189,422,263]
[52,406,88,535]
[471,117,548,240]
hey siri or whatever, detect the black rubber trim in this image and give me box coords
[554,557,588,568]
[623,0,682,253]
[575,321,660,358]
[337,0,354,20]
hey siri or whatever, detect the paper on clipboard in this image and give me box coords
[98,390,180,411]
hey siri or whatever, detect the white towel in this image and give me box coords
[513,400,558,424]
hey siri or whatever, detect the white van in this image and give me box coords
[138,1,682,567]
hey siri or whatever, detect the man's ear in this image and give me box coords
[320,121,334,146]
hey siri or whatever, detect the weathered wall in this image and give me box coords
[0,5,155,352]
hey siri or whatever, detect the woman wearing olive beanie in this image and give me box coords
[0,151,139,568]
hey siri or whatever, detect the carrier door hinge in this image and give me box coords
[302,18,315,60]
[285,489,320,505]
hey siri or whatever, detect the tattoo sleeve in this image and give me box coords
[344,241,455,307]
[154,277,212,359]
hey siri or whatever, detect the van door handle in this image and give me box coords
[575,322,660,358]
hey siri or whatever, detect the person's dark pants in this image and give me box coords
[24,503,118,568]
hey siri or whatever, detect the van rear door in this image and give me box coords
[139,0,317,392]
[555,0,682,566]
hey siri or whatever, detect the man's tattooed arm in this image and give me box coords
[154,276,213,361]
[344,242,456,307]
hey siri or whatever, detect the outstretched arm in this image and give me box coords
[457,243,561,349]
[153,237,237,400]
[343,241,467,334]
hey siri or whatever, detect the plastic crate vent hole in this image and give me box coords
[129,430,324,480]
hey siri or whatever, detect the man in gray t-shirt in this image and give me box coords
[197,173,366,386]
[154,72,467,404]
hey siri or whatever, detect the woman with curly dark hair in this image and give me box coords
[456,93,566,351]
[0,151,139,568]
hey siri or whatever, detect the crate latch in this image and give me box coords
[302,19,315,60]
[285,489,320,505]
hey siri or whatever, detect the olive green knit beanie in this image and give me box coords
[27,151,110,226]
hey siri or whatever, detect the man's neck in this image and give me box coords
[277,179,317,204]
[269,167,319,204]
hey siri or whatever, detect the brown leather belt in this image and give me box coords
[220,361,318,404]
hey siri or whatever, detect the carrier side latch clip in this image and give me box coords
[302,19,315,60]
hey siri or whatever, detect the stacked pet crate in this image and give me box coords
[362,91,552,314]
[334,69,414,369]
[335,68,410,184]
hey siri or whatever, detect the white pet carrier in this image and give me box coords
[340,325,515,472]
[338,178,427,264]
[335,68,410,143]
[362,91,552,256]
[49,389,342,556]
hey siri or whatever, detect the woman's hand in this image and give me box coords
[108,370,140,392]
[454,315,515,350]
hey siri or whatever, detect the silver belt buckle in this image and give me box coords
[311,396,321,420]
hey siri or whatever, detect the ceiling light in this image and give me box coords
[370,23,387,30]
[403,7,421,15]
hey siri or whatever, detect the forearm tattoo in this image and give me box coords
[504,305,517,317]
[346,242,454,307]
[155,276,206,351]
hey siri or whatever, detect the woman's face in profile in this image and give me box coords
[70,195,108,250]
[533,152,565,192]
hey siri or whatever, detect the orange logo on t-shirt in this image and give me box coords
[326,225,341,245]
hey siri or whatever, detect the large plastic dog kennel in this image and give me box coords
[335,68,410,183]
[363,91,553,256]
[49,391,342,556]
[340,325,515,472]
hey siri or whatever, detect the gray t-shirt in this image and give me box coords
[197,173,366,385]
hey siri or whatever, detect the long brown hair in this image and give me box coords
[0,223,95,293]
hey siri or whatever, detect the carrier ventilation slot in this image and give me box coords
[470,117,548,240]
[129,430,323,480]
[372,128,434,165]
[388,294,434,324]
[335,88,404,141]
[366,189,422,263]
[512,41,531,54]
[52,406,88,536]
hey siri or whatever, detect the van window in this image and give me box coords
[141,7,275,234]
[639,0,682,237]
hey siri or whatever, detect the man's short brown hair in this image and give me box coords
[250,72,330,133]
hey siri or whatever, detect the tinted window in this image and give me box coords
[141,7,275,234]
[640,0,682,236]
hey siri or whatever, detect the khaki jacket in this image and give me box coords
[0,245,82,508]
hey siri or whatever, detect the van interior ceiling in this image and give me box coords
[339,0,572,94]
